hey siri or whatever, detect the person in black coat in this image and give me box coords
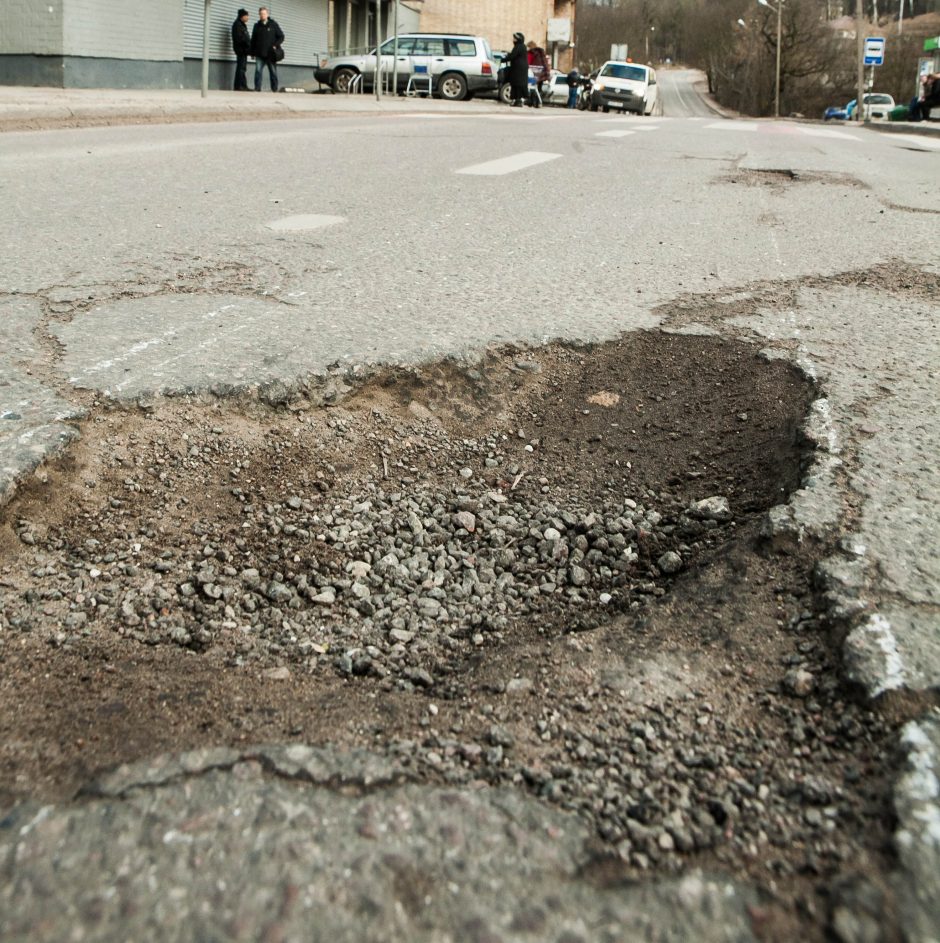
[231,9,251,91]
[250,6,285,92]
[502,32,528,107]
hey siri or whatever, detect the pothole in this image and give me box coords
[0,331,901,939]
[722,168,870,190]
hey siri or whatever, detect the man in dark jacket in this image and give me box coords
[231,9,251,91]
[502,32,528,107]
[251,6,285,92]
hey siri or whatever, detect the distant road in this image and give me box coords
[657,68,726,117]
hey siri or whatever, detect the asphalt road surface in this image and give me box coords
[1,93,939,942]
[657,67,723,117]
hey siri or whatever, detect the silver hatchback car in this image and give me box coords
[315,33,498,101]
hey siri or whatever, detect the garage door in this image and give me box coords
[183,0,328,65]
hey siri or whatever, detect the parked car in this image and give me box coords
[860,93,895,120]
[588,61,659,115]
[823,105,847,121]
[839,93,896,121]
[315,33,497,100]
[497,63,541,105]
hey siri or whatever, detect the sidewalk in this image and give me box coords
[0,84,502,131]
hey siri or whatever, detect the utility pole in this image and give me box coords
[856,0,865,122]
[392,0,399,96]
[774,0,782,117]
[757,0,783,118]
[375,0,382,100]
[201,0,211,98]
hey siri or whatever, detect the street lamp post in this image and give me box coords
[757,0,783,118]
[201,0,211,98]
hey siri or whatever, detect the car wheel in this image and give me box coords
[499,83,512,105]
[438,72,468,101]
[332,67,357,94]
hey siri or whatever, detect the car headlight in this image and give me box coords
[595,83,605,92]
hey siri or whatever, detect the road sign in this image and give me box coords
[548,18,571,43]
[863,37,885,66]
[610,44,628,61]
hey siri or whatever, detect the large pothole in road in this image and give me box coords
[0,331,899,939]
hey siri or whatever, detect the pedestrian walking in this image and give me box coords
[231,8,251,91]
[566,68,579,108]
[250,6,284,92]
[502,32,528,107]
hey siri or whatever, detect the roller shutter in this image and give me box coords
[183,0,328,65]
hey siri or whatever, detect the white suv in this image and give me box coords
[315,34,498,101]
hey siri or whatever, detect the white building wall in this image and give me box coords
[62,0,183,61]
[0,0,64,55]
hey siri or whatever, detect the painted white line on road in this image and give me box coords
[800,127,860,141]
[266,214,345,231]
[595,129,635,138]
[477,114,577,121]
[631,125,660,131]
[705,121,758,131]
[883,133,940,150]
[455,151,563,175]
[397,113,577,122]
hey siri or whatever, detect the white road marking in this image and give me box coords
[455,151,563,175]
[477,113,578,121]
[705,121,759,131]
[595,129,635,138]
[397,113,577,121]
[266,214,345,231]
[631,125,660,131]
[883,133,940,150]
[800,127,860,141]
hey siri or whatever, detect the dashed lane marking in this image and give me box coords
[265,215,346,231]
[455,151,563,176]
[705,121,759,131]
[595,129,635,138]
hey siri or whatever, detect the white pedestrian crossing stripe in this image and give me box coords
[883,133,940,150]
[455,151,563,176]
[801,127,860,141]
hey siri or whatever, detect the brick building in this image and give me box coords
[416,0,576,69]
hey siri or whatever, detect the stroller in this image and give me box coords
[527,67,542,108]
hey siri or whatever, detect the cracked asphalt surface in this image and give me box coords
[1,72,939,941]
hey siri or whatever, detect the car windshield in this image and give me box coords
[600,64,647,81]
[866,94,892,104]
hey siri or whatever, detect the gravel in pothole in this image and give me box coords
[0,333,901,940]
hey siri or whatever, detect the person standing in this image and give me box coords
[251,6,284,92]
[231,9,251,91]
[502,32,528,107]
[566,68,579,109]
